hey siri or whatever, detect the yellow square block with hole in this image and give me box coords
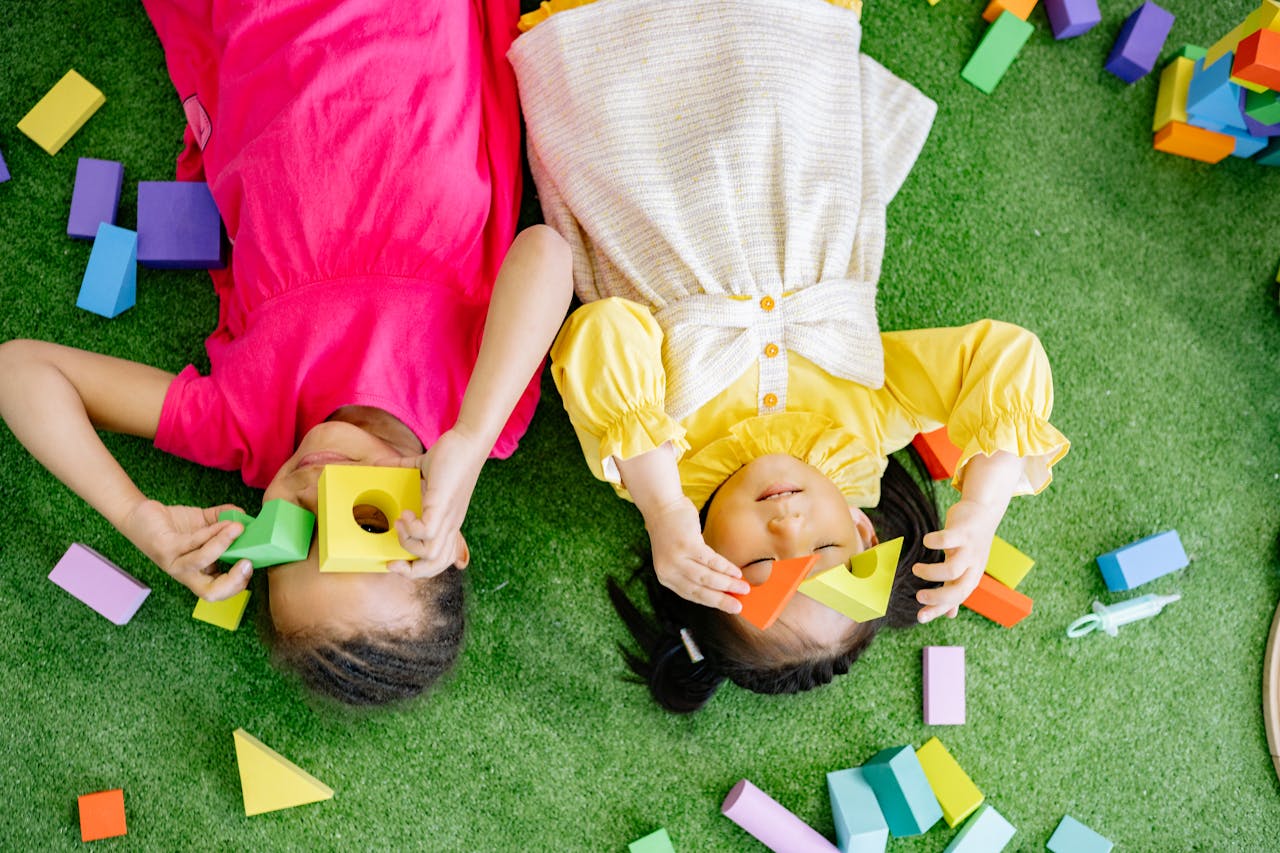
[798,538,901,622]
[17,70,105,155]
[916,737,984,828]
[318,465,420,573]
[193,589,250,631]
[984,536,1034,589]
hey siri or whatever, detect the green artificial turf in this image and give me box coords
[2,0,1279,849]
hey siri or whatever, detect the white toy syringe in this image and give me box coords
[1066,593,1180,638]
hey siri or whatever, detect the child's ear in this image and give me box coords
[453,532,471,570]
[848,506,878,547]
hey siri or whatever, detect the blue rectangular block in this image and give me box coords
[827,767,888,852]
[1096,529,1188,591]
[861,746,942,838]
[0,146,9,183]
[1105,2,1175,83]
[1044,0,1101,39]
[1187,56,1247,130]
[76,223,137,318]
[943,804,1016,852]
[68,158,124,239]
[137,181,225,269]
[1047,815,1113,853]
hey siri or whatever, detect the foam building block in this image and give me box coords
[942,804,1016,853]
[1153,120,1236,162]
[961,12,1035,95]
[1046,815,1113,853]
[233,728,334,816]
[962,574,1032,628]
[984,536,1033,589]
[78,788,126,842]
[915,738,983,828]
[629,828,676,853]
[1096,529,1188,591]
[923,646,965,725]
[68,158,124,239]
[1154,56,1197,130]
[721,779,838,852]
[862,746,942,838]
[1187,57,1248,130]
[0,147,9,183]
[1259,136,1280,164]
[318,465,421,572]
[799,538,901,623]
[1248,89,1280,125]
[826,766,889,852]
[1176,44,1207,61]
[136,181,224,269]
[734,554,820,630]
[76,222,137,318]
[1043,0,1101,39]
[49,543,150,625]
[219,499,315,568]
[1205,1,1280,69]
[1242,90,1280,135]
[1105,2,1175,84]
[982,0,1036,23]
[193,589,251,631]
[17,70,105,155]
[912,427,962,480]
[1234,28,1280,90]
[1213,123,1270,157]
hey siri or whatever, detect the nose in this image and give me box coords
[766,511,806,552]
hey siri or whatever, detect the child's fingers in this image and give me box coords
[912,559,968,583]
[695,566,751,597]
[699,550,744,580]
[174,520,241,572]
[922,528,963,552]
[696,587,743,614]
[204,503,245,524]
[197,561,253,602]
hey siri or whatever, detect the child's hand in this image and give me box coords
[646,496,750,614]
[121,500,253,601]
[911,498,1003,622]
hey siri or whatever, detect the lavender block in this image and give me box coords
[136,181,225,269]
[721,780,838,852]
[1186,57,1246,130]
[77,223,137,318]
[1105,3,1175,84]
[1044,0,1101,39]
[67,158,124,240]
[0,146,9,183]
[49,543,150,625]
[923,646,966,725]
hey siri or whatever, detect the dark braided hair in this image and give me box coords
[609,448,943,714]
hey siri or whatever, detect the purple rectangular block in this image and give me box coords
[1044,0,1101,39]
[136,180,225,269]
[0,146,9,183]
[49,543,150,625]
[923,646,966,725]
[68,158,124,240]
[1105,2,1175,83]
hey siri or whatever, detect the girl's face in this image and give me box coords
[701,454,876,649]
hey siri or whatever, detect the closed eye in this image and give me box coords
[742,545,840,569]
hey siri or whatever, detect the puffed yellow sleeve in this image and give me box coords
[549,298,690,489]
[878,320,1070,496]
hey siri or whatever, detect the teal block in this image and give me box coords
[961,12,1035,94]
[943,804,1016,852]
[1257,137,1280,165]
[827,767,888,852]
[75,222,136,318]
[219,499,315,568]
[629,828,675,853]
[1047,815,1112,853]
[1246,90,1280,126]
[861,746,942,838]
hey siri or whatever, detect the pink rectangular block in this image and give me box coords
[49,544,150,625]
[923,646,965,725]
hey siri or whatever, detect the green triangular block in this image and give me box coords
[220,499,315,568]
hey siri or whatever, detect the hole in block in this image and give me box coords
[352,490,397,535]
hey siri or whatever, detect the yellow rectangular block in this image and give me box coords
[17,70,105,155]
[1153,57,1195,131]
[193,589,250,631]
[1231,73,1271,93]
[318,465,421,572]
[1205,2,1280,68]
[916,737,984,828]
[984,536,1034,589]
[798,538,901,622]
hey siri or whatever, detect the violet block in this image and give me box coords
[136,180,225,269]
[0,146,9,183]
[68,158,124,239]
[1105,2,1175,83]
[1044,0,1101,39]
[923,646,966,725]
[49,543,150,625]
[722,780,838,852]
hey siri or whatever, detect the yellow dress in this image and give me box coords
[550,298,1070,510]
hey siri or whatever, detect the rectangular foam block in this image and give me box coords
[962,574,1032,628]
[220,499,315,568]
[1233,28,1280,89]
[78,788,127,842]
[1247,89,1280,125]
[942,804,1016,853]
[826,767,889,853]
[1154,56,1196,130]
[1047,815,1113,853]
[68,158,124,239]
[912,427,962,480]
[1216,123,1270,157]
[915,738,984,828]
[984,536,1034,589]
[862,746,942,838]
[1043,0,1101,39]
[1096,529,1188,591]
[1176,44,1207,60]
[923,646,965,725]
[136,181,225,269]
[1187,56,1248,130]
[629,828,675,853]
[734,554,820,630]
[798,539,900,623]
[318,465,422,572]
[1205,1,1280,69]
[721,779,839,852]
[0,147,9,183]
[961,12,1035,95]
[17,69,105,155]
[1105,2,1176,84]
[76,222,137,318]
[193,589,251,631]
[49,543,150,625]
[1258,136,1280,164]
[982,0,1036,23]
[1153,120,1236,163]
[1243,90,1280,135]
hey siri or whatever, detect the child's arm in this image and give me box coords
[0,340,251,600]
[389,225,574,577]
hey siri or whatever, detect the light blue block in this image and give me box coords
[942,804,1016,852]
[861,746,942,838]
[1186,56,1246,130]
[76,222,137,318]
[827,767,888,852]
[1096,529,1188,591]
[1047,815,1113,853]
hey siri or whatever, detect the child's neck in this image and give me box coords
[326,405,424,456]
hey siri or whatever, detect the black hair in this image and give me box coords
[608,448,942,714]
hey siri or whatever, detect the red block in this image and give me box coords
[912,427,963,481]
[732,554,819,631]
[1233,28,1280,91]
[78,789,127,842]
[962,574,1033,628]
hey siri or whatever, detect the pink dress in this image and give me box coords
[143,0,537,488]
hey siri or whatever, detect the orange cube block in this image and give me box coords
[1152,121,1235,164]
[912,427,963,481]
[1233,28,1280,90]
[732,554,819,630]
[78,788,127,842]
[962,573,1032,628]
[982,0,1037,22]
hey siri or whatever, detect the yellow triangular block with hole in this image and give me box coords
[798,537,902,622]
[232,728,334,816]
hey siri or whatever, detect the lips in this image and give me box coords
[295,451,354,471]
[757,483,803,501]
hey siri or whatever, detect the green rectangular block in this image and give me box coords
[629,827,675,853]
[219,499,315,568]
[1176,44,1207,61]
[962,11,1035,94]
[1246,89,1280,125]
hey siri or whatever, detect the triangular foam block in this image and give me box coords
[232,728,334,816]
[731,554,819,630]
[798,537,902,622]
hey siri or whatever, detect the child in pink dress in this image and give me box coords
[0,0,572,706]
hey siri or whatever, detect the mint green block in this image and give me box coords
[219,499,315,568]
[1176,44,1207,61]
[943,804,1016,852]
[1246,90,1280,126]
[862,746,942,838]
[961,11,1035,94]
[1047,815,1112,853]
[629,827,675,853]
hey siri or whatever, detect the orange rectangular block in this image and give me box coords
[1152,121,1235,164]
[983,0,1037,22]
[732,554,819,630]
[912,427,963,481]
[962,573,1032,627]
[78,788,127,842]
[1234,28,1280,90]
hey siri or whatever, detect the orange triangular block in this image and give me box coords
[232,728,334,816]
[732,554,819,630]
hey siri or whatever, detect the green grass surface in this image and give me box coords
[2,0,1279,849]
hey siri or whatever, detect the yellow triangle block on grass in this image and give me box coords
[193,590,250,631]
[232,728,333,816]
